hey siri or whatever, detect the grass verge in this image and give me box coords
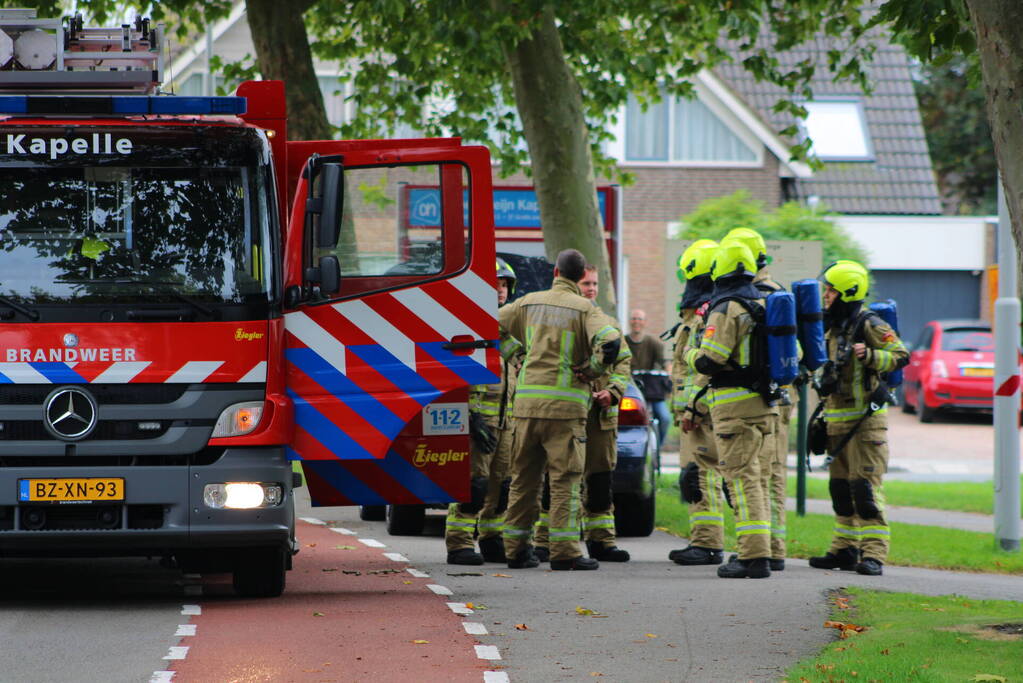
[656,479,1023,574]
[783,587,1023,683]
[785,474,1023,517]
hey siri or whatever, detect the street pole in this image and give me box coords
[993,177,1021,553]
[796,380,807,516]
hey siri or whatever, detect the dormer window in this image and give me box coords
[801,100,873,161]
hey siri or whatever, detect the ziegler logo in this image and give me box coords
[235,329,265,341]
[412,443,468,467]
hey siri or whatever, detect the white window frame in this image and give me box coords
[799,98,875,162]
[618,82,764,169]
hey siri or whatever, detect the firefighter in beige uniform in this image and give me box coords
[725,227,791,571]
[668,239,728,566]
[445,258,519,565]
[532,265,632,562]
[809,260,908,576]
[687,241,777,579]
[499,249,621,570]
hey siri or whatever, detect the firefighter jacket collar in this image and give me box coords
[552,276,583,296]
[709,274,761,310]
[824,299,863,332]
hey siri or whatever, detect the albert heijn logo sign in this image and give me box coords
[404,186,610,230]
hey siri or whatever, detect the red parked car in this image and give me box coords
[902,319,996,422]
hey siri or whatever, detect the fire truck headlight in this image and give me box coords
[212,402,264,438]
[203,483,284,509]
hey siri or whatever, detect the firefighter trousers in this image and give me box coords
[445,419,510,552]
[827,426,890,562]
[681,421,725,550]
[769,409,791,559]
[713,415,774,560]
[478,426,512,542]
[503,417,586,562]
[533,415,618,550]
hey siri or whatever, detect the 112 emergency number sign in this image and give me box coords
[422,403,468,436]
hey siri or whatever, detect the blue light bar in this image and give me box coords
[0,95,247,116]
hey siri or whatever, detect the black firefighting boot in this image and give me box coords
[808,547,860,571]
[533,546,550,563]
[550,556,600,571]
[587,541,630,562]
[447,548,484,566]
[507,547,540,569]
[769,558,785,571]
[855,558,884,576]
[717,557,771,579]
[669,546,724,565]
[478,536,506,563]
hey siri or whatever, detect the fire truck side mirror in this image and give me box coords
[316,163,344,249]
[318,255,341,295]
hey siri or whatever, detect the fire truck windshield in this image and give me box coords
[0,126,275,320]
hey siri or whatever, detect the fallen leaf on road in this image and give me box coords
[368,568,400,575]
[645,634,658,639]
[322,568,338,572]
[576,606,596,616]
[342,570,361,575]
[591,615,609,619]
[413,640,429,644]
[304,543,317,548]
[515,624,529,631]
[447,572,484,577]
[403,580,413,584]
[492,573,512,578]
[335,545,356,550]
[824,621,867,639]
[312,611,325,617]
[590,673,603,677]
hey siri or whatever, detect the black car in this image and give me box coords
[362,253,660,537]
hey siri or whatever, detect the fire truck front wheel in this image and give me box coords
[232,546,287,598]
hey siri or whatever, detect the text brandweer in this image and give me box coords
[5,348,137,362]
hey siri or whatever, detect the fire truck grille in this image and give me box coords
[0,421,180,441]
[0,384,191,405]
[0,504,165,531]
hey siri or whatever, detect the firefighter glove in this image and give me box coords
[469,411,497,454]
[680,462,702,504]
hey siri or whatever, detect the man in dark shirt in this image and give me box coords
[626,309,671,446]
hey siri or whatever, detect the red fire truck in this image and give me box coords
[0,11,499,596]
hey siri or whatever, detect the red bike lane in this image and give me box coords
[166,520,492,682]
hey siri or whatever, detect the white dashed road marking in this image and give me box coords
[407,568,430,578]
[475,645,501,660]
[299,517,326,525]
[180,605,201,616]
[329,526,357,535]
[383,552,409,562]
[463,622,488,635]
[358,538,386,548]
[483,672,510,683]
[162,646,189,660]
[175,624,197,637]
[447,602,474,615]
[427,584,453,596]
[149,672,174,683]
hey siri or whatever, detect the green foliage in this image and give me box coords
[676,190,869,266]
[913,53,997,215]
[210,54,259,97]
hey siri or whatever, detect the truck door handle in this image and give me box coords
[442,335,495,355]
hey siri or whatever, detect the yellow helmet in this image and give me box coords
[711,240,757,281]
[724,227,768,267]
[496,257,517,292]
[821,260,869,302]
[677,239,718,283]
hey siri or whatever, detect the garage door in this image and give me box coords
[870,269,980,346]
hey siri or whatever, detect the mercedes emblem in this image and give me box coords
[43,387,98,440]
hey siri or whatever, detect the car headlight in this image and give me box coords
[931,359,949,379]
[211,401,264,437]
[203,482,283,509]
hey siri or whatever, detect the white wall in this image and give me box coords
[835,215,989,271]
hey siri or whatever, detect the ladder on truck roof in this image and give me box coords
[0,9,164,95]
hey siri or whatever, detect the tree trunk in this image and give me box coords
[246,0,332,141]
[965,0,1023,271]
[498,5,616,314]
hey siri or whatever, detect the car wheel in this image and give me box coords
[359,505,386,521]
[386,504,426,535]
[901,385,915,414]
[917,384,936,423]
[233,547,287,598]
[613,492,655,537]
